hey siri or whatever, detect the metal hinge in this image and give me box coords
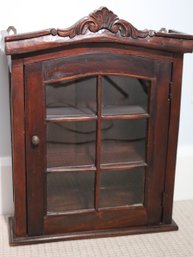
[168,81,173,101]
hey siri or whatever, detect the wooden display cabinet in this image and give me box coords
[4,7,193,245]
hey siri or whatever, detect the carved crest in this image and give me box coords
[52,7,155,39]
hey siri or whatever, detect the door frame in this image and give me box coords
[25,49,172,236]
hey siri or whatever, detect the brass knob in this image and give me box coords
[31,135,40,146]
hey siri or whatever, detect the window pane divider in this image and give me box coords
[101,113,149,120]
[46,166,96,173]
[100,161,147,171]
[95,75,102,210]
[46,116,97,122]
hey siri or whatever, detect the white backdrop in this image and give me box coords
[0,0,193,214]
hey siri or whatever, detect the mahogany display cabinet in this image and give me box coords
[4,7,193,245]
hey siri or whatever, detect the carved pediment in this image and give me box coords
[5,7,193,55]
[51,7,155,39]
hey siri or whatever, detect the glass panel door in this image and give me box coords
[101,119,147,165]
[100,168,145,208]
[46,77,96,118]
[99,76,150,209]
[45,76,97,214]
[47,121,96,168]
[26,57,171,235]
[45,74,150,214]
[47,172,95,213]
[102,76,149,115]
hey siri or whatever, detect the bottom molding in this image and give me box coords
[9,217,178,246]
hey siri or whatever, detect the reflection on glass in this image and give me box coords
[47,172,95,213]
[46,76,96,118]
[100,168,145,208]
[102,76,150,115]
[47,121,96,168]
[101,119,147,165]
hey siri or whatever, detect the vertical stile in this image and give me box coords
[95,75,102,210]
[143,79,153,209]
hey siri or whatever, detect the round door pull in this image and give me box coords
[31,135,40,146]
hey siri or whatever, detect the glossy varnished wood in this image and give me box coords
[5,7,193,245]
[95,76,102,210]
[27,55,171,236]
[5,5,193,56]
[163,54,184,224]
[25,63,46,235]
[145,62,171,225]
[11,59,27,237]
[44,206,147,234]
[9,217,178,246]
[43,52,156,82]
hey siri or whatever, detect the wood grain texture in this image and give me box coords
[4,7,193,55]
[22,45,174,65]
[43,52,156,83]
[145,62,171,225]
[162,54,184,224]
[6,7,193,245]
[44,206,147,234]
[25,63,46,236]
[56,7,154,39]
[8,217,178,246]
[11,59,27,237]
[95,76,102,210]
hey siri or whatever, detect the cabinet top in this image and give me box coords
[4,7,193,56]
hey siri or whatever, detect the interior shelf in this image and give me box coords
[46,105,149,121]
[99,168,145,208]
[102,105,147,116]
[47,172,95,213]
[46,107,97,121]
[47,141,96,168]
[101,139,146,165]
[46,167,145,214]
[47,139,146,170]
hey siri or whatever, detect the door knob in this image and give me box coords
[31,135,40,146]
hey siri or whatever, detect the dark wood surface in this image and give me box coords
[10,59,27,237]
[145,62,171,225]
[24,56,172,237]
[43,52,155,82]
[25,63,46,236]
[44,206,147,234]
[5,7,193,245]
[9,217,178,246]
[162,54,184,224]
[4,7,193,55]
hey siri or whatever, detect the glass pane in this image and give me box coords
[100,168,145,208]
[102,76,150,115]
[101,119,147,165]
[47,172,95,213]
[46,76,96,118]
[47,121,96,168]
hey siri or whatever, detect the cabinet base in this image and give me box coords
[9,217,178,246]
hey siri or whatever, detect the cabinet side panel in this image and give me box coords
[11,59,27,236]
[163,54,184,223]
[146,62,171,224]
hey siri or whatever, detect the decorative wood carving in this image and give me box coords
[5,7,193,55]
[5,6,193,246]
[52,7,155,39]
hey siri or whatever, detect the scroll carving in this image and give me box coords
[53,7,155,39]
